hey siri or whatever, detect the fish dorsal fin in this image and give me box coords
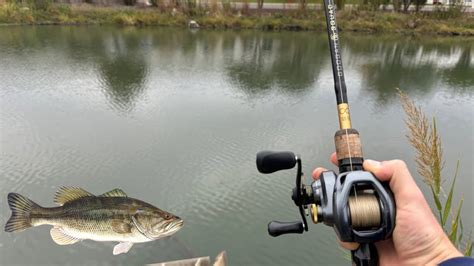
[99,188,127,198]
[50,227,81,245]
[54,187,94,206]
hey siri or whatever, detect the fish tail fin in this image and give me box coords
[4,193,41,232]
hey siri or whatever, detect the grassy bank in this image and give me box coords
[0,3,473,36]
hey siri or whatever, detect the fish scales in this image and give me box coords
[36,197,157,241]
[4,187,183,255]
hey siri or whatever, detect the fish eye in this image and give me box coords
[164,214,171,219]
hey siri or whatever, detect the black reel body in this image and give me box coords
[256,150,395,246]
[315,170,395,243]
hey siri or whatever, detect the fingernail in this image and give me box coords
[365,159,381,166]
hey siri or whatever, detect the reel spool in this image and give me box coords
[348,194,381,229]
[312,192,384,231]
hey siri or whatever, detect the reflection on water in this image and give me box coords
[226,32,328,95]
[97,32,149,112]
[344,35,474,101]
[443,47,473,88]
[2,28,471,107]
[0,26,472,266]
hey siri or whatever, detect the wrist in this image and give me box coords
[426,237,462,265]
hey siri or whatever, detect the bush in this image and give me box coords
[358,0,383,11]
[113,13,136,25]
[431,1,465,19]
[0,2,35,23]
[29,0,52,11]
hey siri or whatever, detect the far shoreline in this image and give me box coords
[0,4,473,36]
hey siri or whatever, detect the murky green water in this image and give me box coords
[0,26,472,265]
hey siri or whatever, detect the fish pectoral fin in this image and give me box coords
[111,219,132,234]
[50,227,81,245]
[99,188,127,198]
[54,187,94,206]
[113,242,134,255]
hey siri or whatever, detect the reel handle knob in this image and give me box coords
[256,151,296,174]
[267,221,304,237]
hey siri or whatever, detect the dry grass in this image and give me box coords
[398,89,443,193]
[398,89,471,256]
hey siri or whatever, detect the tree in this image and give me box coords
[124,0,136,5]
[299,0,307,10]
[392,0,402,11]
[402,0,411,12]
[336,0,345,10]
[413,0,426,12]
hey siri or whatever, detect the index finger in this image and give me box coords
[312,153,339,181]
[312,167,328,180]
[330,152,338,166]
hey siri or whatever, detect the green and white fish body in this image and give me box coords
[4,187,183,255]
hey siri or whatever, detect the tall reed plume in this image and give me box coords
[398,89,471,256]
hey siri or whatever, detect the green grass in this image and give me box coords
[0,3,472,36]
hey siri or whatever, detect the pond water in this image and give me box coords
[0,26,472,265]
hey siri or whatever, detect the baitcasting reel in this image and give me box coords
[256,0,397,263]
[256,149,396,265]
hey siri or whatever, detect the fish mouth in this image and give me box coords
[165,219,184,232]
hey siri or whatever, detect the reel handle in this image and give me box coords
[256,151,296,174]
[268,221,304,237]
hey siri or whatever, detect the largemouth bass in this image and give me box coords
[4,187,183,255]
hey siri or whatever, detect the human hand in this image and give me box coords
[312,153,462,265]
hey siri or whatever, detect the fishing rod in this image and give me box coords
[255,1,396,265]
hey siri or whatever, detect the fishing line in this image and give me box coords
[349,194,381,229]
[345,128,354,171]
